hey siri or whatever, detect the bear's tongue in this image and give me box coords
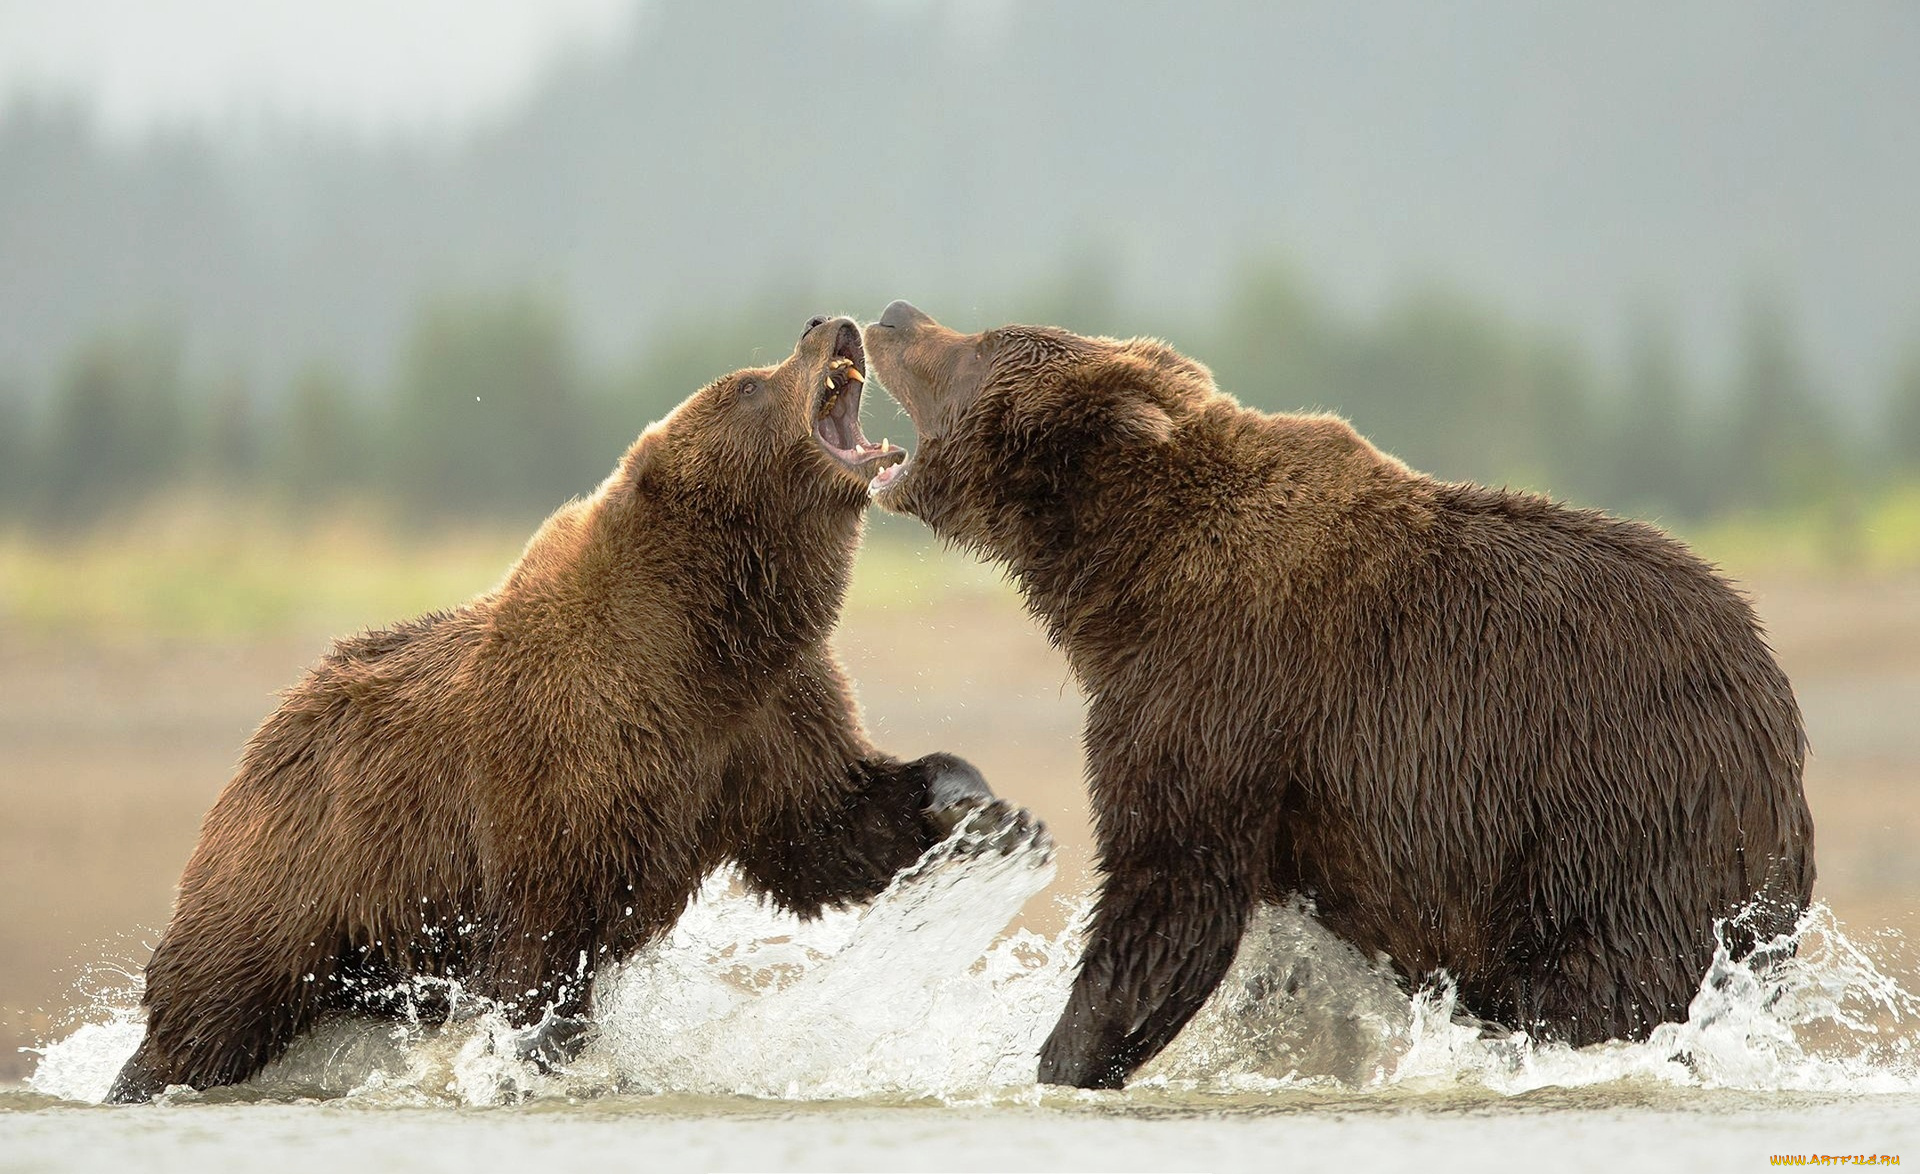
[816,359,862,448]
[816,361,906,472]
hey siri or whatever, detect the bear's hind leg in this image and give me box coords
[105,924,331,1102]
[1502,923,1706,1048]
[512,1008,592,1073]
[467,916,599,1074]
[104,1036,170,1104]
[105,983,313,1102]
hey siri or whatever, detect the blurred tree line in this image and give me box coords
[4,266,1919,533]
[0,289,763,532]
[1196,264,1881,524]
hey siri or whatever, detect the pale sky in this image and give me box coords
[0,0,645,136]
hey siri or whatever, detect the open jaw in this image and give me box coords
[814,323,908,486]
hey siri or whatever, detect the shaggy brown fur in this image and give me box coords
[863,300,1814,1089]
[106,317,1010,1102]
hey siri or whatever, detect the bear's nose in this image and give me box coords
[877,300,929,330]
[801,314,830,338]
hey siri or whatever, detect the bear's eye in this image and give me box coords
[737,379,759,399]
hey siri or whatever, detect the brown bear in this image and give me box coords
[862,300,1815,1089]
[106,316,1028,1102]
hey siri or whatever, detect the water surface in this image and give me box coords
[12,825,1917,1171]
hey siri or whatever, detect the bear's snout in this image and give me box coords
[877,300,930,331]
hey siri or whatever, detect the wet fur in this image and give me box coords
[107,322,986,1101]
[866,314,1815,1089]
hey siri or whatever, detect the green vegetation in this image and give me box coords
[0,497,1012,642]
[1688,484,1920,578]
[7,483,1916,644]
[0,500,520,641]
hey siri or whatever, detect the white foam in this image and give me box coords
[29,820,1920,1104]
[25,1013,147,1104]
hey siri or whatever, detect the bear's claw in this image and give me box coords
[938,797,1052,859]
[915,750,1050,859]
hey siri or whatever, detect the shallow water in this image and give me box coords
[4,1090,1916,1174]
[12,822,1920,1170]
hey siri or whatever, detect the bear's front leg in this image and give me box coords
[735,656,1044,914]
[1037,841,1252,1089]
[739,751,1024,915]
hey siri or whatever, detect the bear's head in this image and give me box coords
[628,315,906,519]
[863,300,1209,562]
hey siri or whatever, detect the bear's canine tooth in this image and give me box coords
[826,377,837,391]
[844,367,864,383]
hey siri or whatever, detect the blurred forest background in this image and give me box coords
[3,0,1920,1080]
[3,1,1920,556]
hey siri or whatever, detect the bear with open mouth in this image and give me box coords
[863,300,1813,1090]
[105,315,1041,1102]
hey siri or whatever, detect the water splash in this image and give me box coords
[28,818,1064,1105]
[29,820,1920,1104]
[1146,897,1920,1098]
[1374,903,1920,1096]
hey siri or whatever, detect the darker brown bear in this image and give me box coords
[863,300,1814,1089]
[106,317,1017,1102]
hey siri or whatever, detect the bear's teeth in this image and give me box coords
[844,367,864,383]
[825,377,837,391]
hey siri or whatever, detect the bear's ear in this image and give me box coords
[619,423,669,492]
[1107,392,1175,446]
[1006,352,1174,452]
